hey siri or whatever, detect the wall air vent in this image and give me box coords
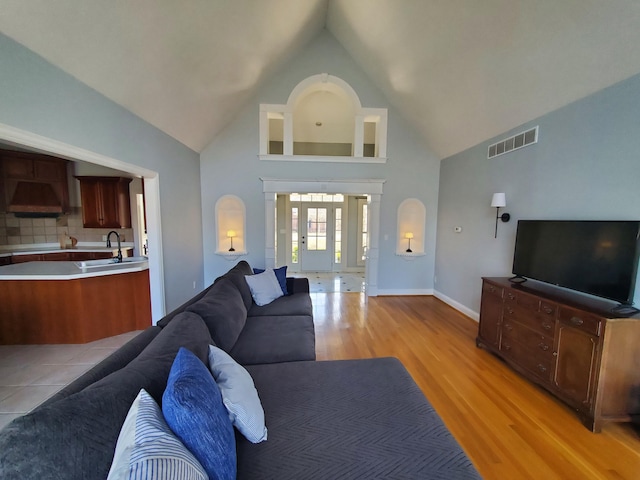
[488,126,538,159]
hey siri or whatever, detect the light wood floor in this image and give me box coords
[311,292,640,480]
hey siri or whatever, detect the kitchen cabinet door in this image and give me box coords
[76,177,132,228]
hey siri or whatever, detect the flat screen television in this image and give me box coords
[512,220,640,306]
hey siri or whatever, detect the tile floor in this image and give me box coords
[0,271,362,431]
[0,330,141,430]
[295,271,366,293]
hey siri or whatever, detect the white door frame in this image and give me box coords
[261,178,384,296]
[0,123,166,322]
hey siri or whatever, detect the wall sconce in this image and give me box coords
[227,230,236,252]
[405,232,414,252]
[491,193,510,238]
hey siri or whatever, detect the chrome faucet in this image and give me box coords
[106,231,123,263]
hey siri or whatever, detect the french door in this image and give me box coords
[299,202,333,272]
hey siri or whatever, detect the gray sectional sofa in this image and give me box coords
[0,261,481,479]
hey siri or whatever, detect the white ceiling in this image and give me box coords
[2,0,640,158]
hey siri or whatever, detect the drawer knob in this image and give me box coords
[538,343,550,351]
[506,308,514,315]
[542,306,553,314]
[537,364,547,373]
[542,323,552,331]
[504,324,513,331]
[507,293,515,300]
[502,343,511,351]
[570,317,584,326]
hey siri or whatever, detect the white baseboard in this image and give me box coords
[433,290,479,322]
[375,288,434,296]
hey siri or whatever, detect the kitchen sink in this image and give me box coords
[75,256,148,269]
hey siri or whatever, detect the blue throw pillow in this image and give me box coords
[162,348,236,480]
[253,265,288,295]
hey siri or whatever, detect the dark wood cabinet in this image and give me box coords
[75,176,132,228]
[0,256,12,266]
[1,150,70,213]
[477,277,640,432]
[9,249,133,263]
[11,254,43,263]
[478,281,503,348]
[553,322,599,410]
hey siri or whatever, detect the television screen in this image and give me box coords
[512,220,640,304]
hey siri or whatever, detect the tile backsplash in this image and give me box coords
[0,208,132,246]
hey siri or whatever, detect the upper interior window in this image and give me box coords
[260,73,387,162]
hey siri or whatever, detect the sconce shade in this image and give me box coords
[227,230,237,238]
[491,193,506,208]
[405,232,414,239]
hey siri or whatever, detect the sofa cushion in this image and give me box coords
[253,266,288,295]
[187,277,247,352]
[230,315,315,365]
[244,269,284,306]
[208,345,268,443]
[107,389,207,480]
[0,312,213,480]
[220,260,254,311]
[247,291,312,318]
[237,358,482,480]
[163,348,236,480]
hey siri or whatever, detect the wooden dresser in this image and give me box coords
[477,277,640,432]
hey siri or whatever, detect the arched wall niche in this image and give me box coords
[396,198,426,258]
[215,194,247,259]
[259,73,387,163]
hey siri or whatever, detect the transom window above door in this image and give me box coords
[290,193,344,203]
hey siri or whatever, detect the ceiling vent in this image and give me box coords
[488,126,538,159]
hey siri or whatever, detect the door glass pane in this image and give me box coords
[335,207,342,263]
[361,203,368,261]
[307,207,327,251]
[291,207,299,263]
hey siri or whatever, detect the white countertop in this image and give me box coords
[0,259,149,280]
[0,243,135,257]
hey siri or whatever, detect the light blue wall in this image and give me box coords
[0,33,204,311]
[201,30,440,291]
[436,72,640,315]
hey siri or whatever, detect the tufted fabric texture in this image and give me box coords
[238,358,482,480]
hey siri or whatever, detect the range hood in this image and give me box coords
[7,181,64,217]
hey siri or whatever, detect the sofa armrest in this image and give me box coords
[286,277,309,294]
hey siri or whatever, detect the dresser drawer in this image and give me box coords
[504,289,540,312]
[500,338,553,382]
[483,281,503,299]
[502,322,554,355]
[503,304,556,335]
[558,306,602,336]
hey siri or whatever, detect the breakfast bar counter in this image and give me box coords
[0,260,151,344]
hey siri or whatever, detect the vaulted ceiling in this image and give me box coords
[2,1,640,158]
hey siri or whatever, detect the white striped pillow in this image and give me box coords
[108,389,208,480]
